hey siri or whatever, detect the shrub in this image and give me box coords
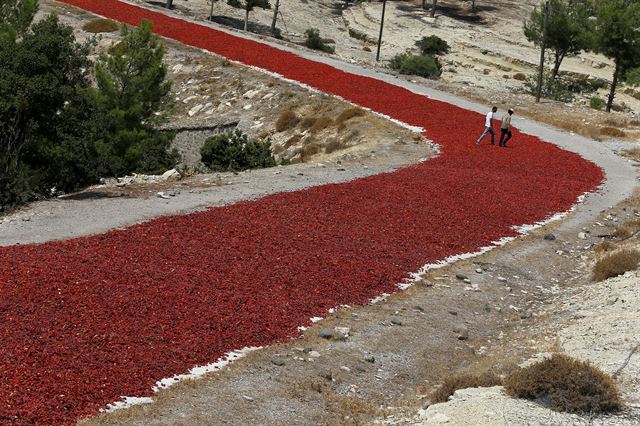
[590,96,606,110]
[600,127,626,138]
[82,19,119,33]
[594,240,615,256]
[513,73,527,81]
[415,35,449,56]
[612,219,640,239]
[389,53,409,71]
[309,115,334,133]
[299,116,317,130]
[431,372,502,404]
[504,354,621,414]
[348,28,373,43]
[304,28,335,54]
[275,110,299,132]
[593,249,640,281]
[336,108,365,126]
[200,130,276,171]
[524,72,597,102]
[397,54,441,79]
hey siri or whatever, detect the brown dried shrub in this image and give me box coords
[593,249,640,281]
[299,116,317,130]
[513,73,527,81]
[622,148,640,162]
[594,240,615,256]
[276,110,299,132]
[309,115,333,133]
[336,108,366,126]
[612,219,640,239]
[430,372,502,404]
[82,19,119,33]
[600,127,627,138]
[324,138,343,154]
[504,354,621,414]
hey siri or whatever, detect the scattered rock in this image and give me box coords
[543,233,556,241]
[578,232,588,240]
[365,355,375,363]
[309,351,321,358]
[241,395,254,401]
[475,268,483,274]
[448,310,458,316]
[455,274,468,281]
[390,317,403,326]
[453,324,469,340]
[334,326,351,340]
[520,310,532,319]
[318,329,333,339]
[156,192,171,199]
[271,356,285,366]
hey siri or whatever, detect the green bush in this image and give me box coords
[590,96,606,110]
[524,72,597,103]
[390,53,441,79]
[416,35,449,56]
[304,28,335,54]
[200,130,277,172]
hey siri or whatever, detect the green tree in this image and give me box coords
[592,0,640,111]
[0,11,98,208]
[524,0,592,81]
[93,19,178,175]
[0,0,38,39]
[227,0,270,32]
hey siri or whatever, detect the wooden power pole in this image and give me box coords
[376,0,387,62]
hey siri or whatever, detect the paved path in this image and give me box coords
[0,1,632,424]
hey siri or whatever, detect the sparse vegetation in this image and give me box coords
[336,108,365,127]
[599,126,626,138]
[504,354,621,414]
[304,28,335,54]
[82,18,119,33]
[594,240,615,256]
[309,115,333,133]
[415,35,449,56]
[622,148,640,162]
[593,249,640,281]
[612,218,640,239]
[590,96,606,110]
[431,372,502,404]
[275,110,299,132]
[200,129,277,171]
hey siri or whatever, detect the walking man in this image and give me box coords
[499,109,514,147]
[477,106,498,145]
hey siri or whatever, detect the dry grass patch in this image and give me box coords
[622,147,640,162]
[336,108,366,127]
[594,240,615,257]
[430,372,502,404]
[275,110,299,132]
[593,249,640,281]
[612,219,640,239]
[82,19,119,33]
[309,115,334,133]
[600,127,627,138]
[504,354,621,414]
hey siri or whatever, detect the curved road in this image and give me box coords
[0,0,634,424]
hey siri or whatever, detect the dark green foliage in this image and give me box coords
[524,72,595,102]
[415,35,449,56]
[624,67,640,87]
[590,96,606,110]
[227,0,270,31]
[93,19,179,176]
[389,53,441,79]
[304,28,335,54]
[200,130,276,172]
[524,0,592,80]
[0,5,178,211]
[592,0,640,111]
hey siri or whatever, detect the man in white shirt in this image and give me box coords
[476,106,498,145]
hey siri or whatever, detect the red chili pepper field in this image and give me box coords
[0,1,604,424]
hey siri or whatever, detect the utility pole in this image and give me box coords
[376,0,387,62]
[535,0,549,103]
[210,0,215,20]
[166,0,173,9]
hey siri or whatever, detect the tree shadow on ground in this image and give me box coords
[397,1,497,25]
[208,15,283,39]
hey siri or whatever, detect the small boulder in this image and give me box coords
[453,324,469,340]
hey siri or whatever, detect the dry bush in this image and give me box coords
[324,138,344,154]
[430,372,502,404]
[593,249,640,281]
[600,127,627,138]
[513,73,527,81]
[504,354,621,414]
[276,110,299,132]
[612,219,640,239]
[299,116,317,130]
[622,148,640,162]
[336,108,366,126]
[309,115,334,133]
[82,19,119,33]
[301,142,321,159]
[594,240,615,256]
